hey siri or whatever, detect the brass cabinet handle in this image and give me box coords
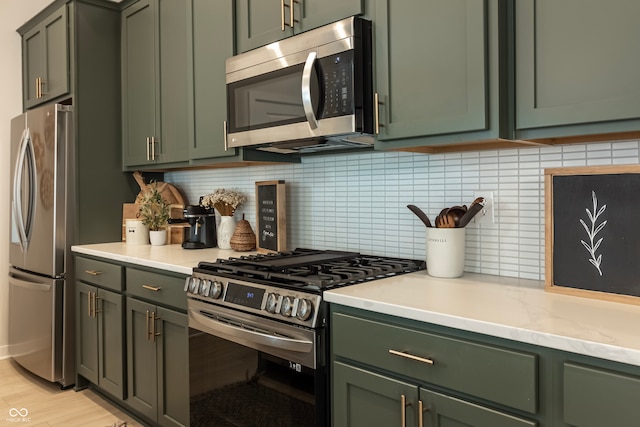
[36,78,40,99]
[151,137,156,161]
[39,78,46,97]
[374,92,385,134]
[93,294,101,316]
[281,0,285,31]
[418,400,427,427]
[85,270,102,276]
[87,292,92,317]
[400,394,408,427]
[389,349,434,365]
[146,310,151,341]
[146,137,150,161]
[290,0,295,29]
[142,284,161,292]
[150,311,160,342]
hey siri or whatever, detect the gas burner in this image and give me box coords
[195,248,425,291]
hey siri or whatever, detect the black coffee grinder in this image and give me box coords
[182,205,217,249]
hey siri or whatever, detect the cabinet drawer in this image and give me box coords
[75,257,123,291]
[332,312,537,413]
[564,362,640,427]
[126,268,187,311]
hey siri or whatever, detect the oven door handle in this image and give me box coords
[190,309,314,353]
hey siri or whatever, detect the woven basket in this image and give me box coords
[230,217,256,251]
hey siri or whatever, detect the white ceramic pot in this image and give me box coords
[149,229,167,246]
[217,216,236,250]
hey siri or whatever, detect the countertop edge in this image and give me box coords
[325,288,640,367]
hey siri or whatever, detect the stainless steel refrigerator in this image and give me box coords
[9,103,74,387]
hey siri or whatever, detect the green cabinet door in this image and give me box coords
[333,361,419,427]
[126,297,188,426]
[122,0,191,169]
[126,297,159,422]
[157,0,190,166]
[235,0,364,53]
[191,0,235,160]
[563,362,640,427]
[515,0,640,139]
[22,3,70,109]
[76,282,99,385]
[421,389,536,427]
[122,0,157,167]
[76,283,125,399]
[157,306,189,427]
[373,0,495,147]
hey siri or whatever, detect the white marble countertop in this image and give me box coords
[71,243,640,367]
[71,242,251,275]
[324,271,640,367]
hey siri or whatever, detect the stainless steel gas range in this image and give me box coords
[185,248,424,427]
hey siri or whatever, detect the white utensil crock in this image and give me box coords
[425,227,466,278]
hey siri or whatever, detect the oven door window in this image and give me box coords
[227,63,320,133]
[190,329,319,426]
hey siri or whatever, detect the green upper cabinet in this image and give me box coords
[22,3,70,109]
[373,0,510,150]
[122,0,190,170]
[190,0,235,160]
[515,0,640,140]
[235,0,365,53]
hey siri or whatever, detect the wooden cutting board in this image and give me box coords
[132,171,186,206]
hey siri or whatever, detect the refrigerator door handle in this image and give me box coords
[12,128,37,252]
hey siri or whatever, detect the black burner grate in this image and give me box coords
[196,249,425,291]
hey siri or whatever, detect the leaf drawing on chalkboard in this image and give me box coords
[579,191,607,276]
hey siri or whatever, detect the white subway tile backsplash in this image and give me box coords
[165,140,640,284]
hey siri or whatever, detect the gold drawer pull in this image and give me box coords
[85,270,102,276]
[389,349,434,365]
[142,284,161,292]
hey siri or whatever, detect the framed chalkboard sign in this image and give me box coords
[545,165,640,304]
[255,180,286,253]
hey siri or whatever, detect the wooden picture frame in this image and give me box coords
[545,164,640,305]
[255,180,286,253]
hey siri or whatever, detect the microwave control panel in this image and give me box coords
[320,50,354,118]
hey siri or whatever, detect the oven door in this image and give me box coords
[188,298,327,427]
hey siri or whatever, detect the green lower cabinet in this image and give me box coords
[76,282,125,399]
[126,297,189,427]
[333,361,536,427]
[562,362,640,427]
[333,361,419,426]
[421,389,536,427]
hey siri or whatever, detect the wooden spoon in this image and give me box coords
[435,213,456,228]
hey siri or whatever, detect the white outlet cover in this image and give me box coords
[474,191,495,224]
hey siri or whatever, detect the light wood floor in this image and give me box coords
[0,358,144,427]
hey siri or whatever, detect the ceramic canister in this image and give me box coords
[125,219,149,245]
[425,227,466,278]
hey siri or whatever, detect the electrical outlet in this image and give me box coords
[474,191,495,224]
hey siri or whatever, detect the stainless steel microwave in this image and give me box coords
[225,16,373,154]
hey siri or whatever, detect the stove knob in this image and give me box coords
[199,279,211,296]
[280,296,294,317]
[296,299,314,321]
[209,281,223,299]
[266,293,280,313]
[188,277,200,294]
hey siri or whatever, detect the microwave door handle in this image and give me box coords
[301,51,319,130]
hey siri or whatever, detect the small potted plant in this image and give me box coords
[139,182,170,245]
